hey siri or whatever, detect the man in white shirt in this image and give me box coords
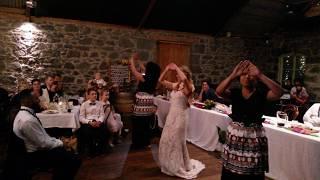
[12,89,81,180]
[303,103,320,127]
[79,88,106,155]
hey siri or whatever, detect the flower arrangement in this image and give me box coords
[204,100,216,110]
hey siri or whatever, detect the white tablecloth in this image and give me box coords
[263,116,320,180]
[37,106,80,129]
[155,97,320,180]
[154,97,231,151]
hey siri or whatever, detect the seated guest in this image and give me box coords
[87,79,98,90]
[290,78,309,106]
[41,74,54,90]
[100,89,123,147]
[88,72,107,89]
[290,78,309,122]
[79,88,106,155]
[54,74,64,97]
[198,79,217,102]
[49,81,60,102]
[31,79,49,111]
[303,103,320,127]
[41,74,60,102]
[12,89,81,179]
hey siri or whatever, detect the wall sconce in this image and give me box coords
[26,0,37,21]
[26,0,37,8]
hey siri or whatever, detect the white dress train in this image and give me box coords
[158,90,205,179]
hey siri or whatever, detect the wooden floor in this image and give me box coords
[33,133,272,180]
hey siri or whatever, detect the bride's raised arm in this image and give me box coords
[159,64,176,90]
[174,65,193,96]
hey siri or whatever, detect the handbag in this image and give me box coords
[105,107,122,133]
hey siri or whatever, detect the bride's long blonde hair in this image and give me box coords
[178,66,195,103]
[179,65,192,82]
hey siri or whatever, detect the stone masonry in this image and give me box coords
[0,12,281,96]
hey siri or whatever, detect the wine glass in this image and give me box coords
[276,111,288,127]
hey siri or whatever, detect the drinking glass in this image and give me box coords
[276,111,288,127]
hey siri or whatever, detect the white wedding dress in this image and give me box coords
[158,90,205,179]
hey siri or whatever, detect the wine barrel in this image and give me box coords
[114,92,134,114]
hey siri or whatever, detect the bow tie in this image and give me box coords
[89,102,96,106]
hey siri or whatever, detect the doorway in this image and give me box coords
[157,41,191,83]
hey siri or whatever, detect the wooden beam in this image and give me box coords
[305,3,320,17]
[137,0,157,31]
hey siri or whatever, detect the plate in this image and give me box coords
[43,110,59,114]
[288,125,319,135]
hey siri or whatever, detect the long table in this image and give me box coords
[154,97,232,151]
[37,106,80,129]
[154,97,320,180]
[263,116,320,180]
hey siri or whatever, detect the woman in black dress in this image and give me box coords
[129,53,161,149]
[216,60,283,180]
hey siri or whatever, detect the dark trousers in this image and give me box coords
[79,124,107,154]
[131,115,154,148]
[221,167,265,180]
[45,128,73,138]
[27,147,81,180]
[297,105,308,123]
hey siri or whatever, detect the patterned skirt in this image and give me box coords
[222,121,268,175]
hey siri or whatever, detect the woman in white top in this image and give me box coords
[31,79,49,111]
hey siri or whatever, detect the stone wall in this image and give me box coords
[279,32,320,101]
[0,12,278,94]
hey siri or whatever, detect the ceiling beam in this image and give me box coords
[137,0,157,31]
[217,0,250,36]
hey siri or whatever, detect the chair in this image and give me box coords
[3,132,31,180]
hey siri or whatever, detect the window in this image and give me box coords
[277,53,306,85]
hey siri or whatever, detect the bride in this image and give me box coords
[158,63,205,179]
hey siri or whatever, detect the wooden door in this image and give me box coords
[157,41,191,83]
